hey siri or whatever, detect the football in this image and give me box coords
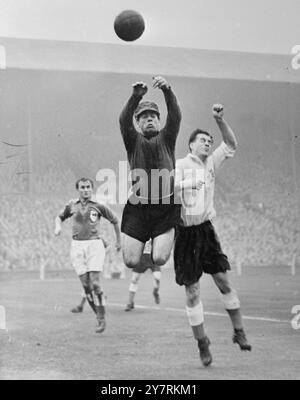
[114,10,145,42]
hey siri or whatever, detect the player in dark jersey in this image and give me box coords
[54,178,121,333]
[119,76,182,270]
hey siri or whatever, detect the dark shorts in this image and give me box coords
[121,199,181,243]
[174,221,231,286]
[133,253,160,274]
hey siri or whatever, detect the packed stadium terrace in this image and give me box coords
[214,153,299,267]
[0,157,298,272]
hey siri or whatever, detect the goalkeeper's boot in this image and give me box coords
[198,336,213,367]
[233,328,252,351]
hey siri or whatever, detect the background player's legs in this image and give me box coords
[212,271,251,351]
[71,289,86,313]
[125,271,141,311]
[79,273,96,313]
[152,228,175,266]
[122,234,145,268]
[152,270,161,304]
[185,281,212,367]
[89,271,106,333]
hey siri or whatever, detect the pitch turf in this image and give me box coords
[0,266,299,380]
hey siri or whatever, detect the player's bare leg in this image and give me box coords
[151,228,174,266]
[122,234,145,269]
[79,273,96,314]
[71,290,86,313]
[90,271,106,333]
[186,281,212,367]
[125,271,141,311]
[212,271,251,351]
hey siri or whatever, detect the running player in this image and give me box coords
[54,178,121,333]
[175,104,251,367]
[124,240,161,311]
[70,237,111,313]
[119,76,181,269]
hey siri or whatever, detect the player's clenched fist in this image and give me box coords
[132,82,148,97]
[152,76,170,90]
[212,104,224,121]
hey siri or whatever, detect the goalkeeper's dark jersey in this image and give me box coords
[119,87,181,200]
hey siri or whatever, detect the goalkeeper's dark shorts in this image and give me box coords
[174,220,231,287]
[121,197,181,243]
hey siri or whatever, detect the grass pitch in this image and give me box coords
[0,266,299,380]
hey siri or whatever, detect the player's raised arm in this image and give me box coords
[153,76,182,146]
[119,81,148,149]
[212,104,237,150]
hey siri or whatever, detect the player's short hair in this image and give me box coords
[75,177,94,190]
[188,129,213,151]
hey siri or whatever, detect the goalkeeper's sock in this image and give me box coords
[127,290,135,306]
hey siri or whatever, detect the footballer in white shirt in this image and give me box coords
[174,104,251,367]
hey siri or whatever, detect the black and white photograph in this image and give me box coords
[0,0,299,381]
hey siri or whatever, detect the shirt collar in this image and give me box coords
[79,198,92,206]
[187,153,206,165]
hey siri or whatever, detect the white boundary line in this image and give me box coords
[1,278,290,324]
[108,302,289,324]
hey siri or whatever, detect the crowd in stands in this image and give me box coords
[214,147,299,268]
[0,159,123,274]
[0,154,299,272]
